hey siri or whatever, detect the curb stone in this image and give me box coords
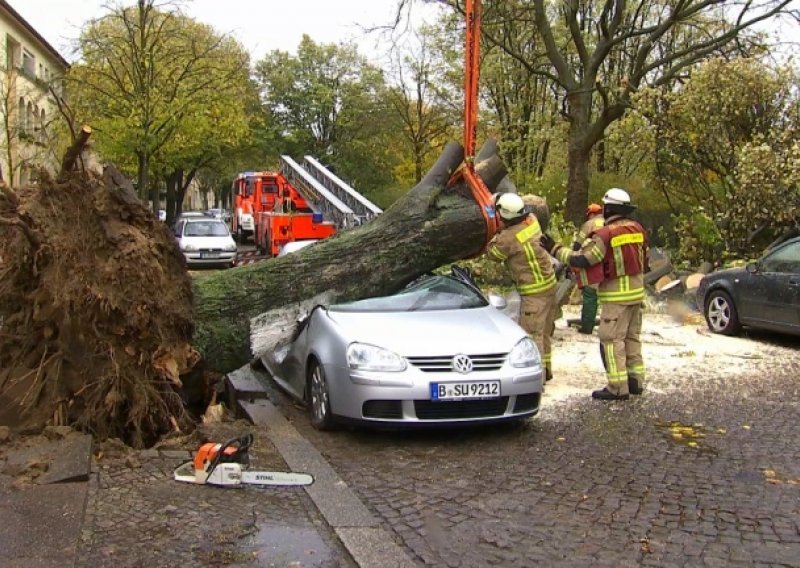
[231,368,417,568]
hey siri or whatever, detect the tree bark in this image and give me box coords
[192,141,507,372]
[59,125,92,180]
[566,134,591,227]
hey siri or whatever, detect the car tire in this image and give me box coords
[704,289,742,335]
[308,361,336,431]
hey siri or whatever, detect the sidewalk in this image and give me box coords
[1,370,415,568]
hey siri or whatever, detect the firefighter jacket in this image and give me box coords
[575,214,605,247]
[554,215,648,304]
[572,214,605,288]
[487,215,556,296]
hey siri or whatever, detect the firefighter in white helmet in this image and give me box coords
[541,188,648,400]
[487,193,557,383]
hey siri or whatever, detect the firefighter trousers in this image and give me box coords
[597,302,645,395]
[520,287,556,378]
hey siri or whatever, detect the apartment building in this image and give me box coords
[0,0,68,186]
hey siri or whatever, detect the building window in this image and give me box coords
[6,36,21,69]
[40,109,46,140]
[22,49,35,77]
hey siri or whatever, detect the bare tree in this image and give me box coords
[435,0,798,223]
[387,30,457,182]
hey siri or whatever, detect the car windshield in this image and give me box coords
[331,275,488,312]
[183,221,229,237]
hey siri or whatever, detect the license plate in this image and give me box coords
[200,252,220,259]
[430,381,500,401]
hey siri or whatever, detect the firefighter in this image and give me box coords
[487,193,557,382]
[541,188,648,400]
[573,203,605,335]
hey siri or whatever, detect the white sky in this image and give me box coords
[12,0,442,64]
[11,0,799,67]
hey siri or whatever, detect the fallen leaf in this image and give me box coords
[742,424,751,430]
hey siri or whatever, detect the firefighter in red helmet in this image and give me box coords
[572,203,605,334]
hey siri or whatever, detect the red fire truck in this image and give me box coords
[230,170,336,256]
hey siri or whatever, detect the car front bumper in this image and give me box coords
[183,251,237,267]
[325,364,543,424]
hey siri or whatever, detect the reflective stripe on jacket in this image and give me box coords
[555,216,648,304]
[487,215,556,296]
[572,215,605,288]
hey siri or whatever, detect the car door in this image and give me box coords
[751,241,800,332]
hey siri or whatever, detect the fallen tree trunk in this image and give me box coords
[1,140,506,444]
[193,141,507,371]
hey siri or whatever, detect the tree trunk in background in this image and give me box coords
[596,137,606,173]
[192,141,507,372]
[566,135,591,226]
[165,171,178,226]
[565,90,594,226]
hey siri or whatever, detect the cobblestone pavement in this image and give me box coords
[262,315,800,567]
[76,422,355,567]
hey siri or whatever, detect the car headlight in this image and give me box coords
[181,243,198,252]
[508,337,539,368]
[347,342,407,372]
[224,243,237,252]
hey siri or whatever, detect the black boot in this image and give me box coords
[591,387,629,401]
[628,377,644,395]
[545,368,553,382]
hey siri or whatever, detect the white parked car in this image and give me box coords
[174,217,237,268]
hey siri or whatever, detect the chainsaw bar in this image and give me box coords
[173,460,313,487]
[241,471,314,486]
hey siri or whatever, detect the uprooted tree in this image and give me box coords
[0,138,508,446]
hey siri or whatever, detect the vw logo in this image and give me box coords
[452,354,473,374]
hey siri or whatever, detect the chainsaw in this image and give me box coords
[173,433,313,487]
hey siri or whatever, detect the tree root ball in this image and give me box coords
[0,167,198,447]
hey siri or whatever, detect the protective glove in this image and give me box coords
[539,233,556,254]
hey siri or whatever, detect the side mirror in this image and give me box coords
[746,262,758,274]
[488,293,508,310]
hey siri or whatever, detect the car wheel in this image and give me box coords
[308,361,335,431]
[705,289,741,335]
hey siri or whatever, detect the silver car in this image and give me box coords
[262,270,543,430]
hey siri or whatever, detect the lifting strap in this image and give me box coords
[449,0,498,251]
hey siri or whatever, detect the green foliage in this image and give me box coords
[627,57,800,261]
[254,36,399,198]
[68,1,251,198]
[672,209,724,265]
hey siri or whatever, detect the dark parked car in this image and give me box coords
[697,237,800,336]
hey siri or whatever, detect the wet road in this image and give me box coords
[261,322,800,566]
